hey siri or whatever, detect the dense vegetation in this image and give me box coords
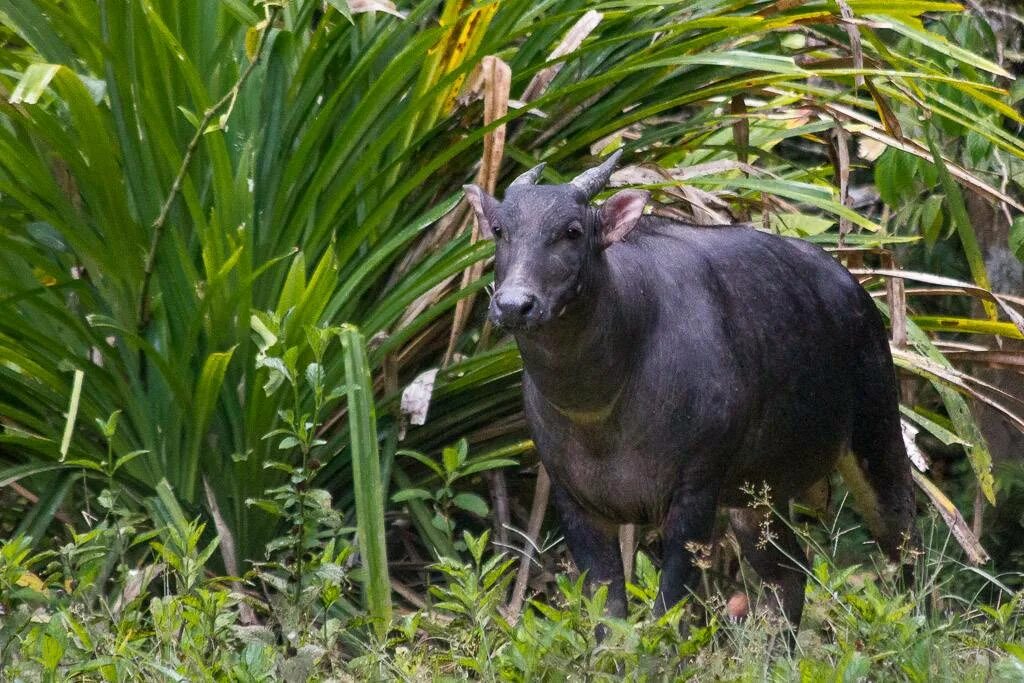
[1,0,1023,679]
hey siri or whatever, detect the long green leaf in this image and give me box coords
[924,123,997,321]
[338,325,391,636]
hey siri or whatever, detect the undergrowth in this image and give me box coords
[2,496,1022,682]
[2,329,1021,680]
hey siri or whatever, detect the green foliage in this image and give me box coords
[246,321,392,640]
[2,481,1024,680]
[394,437,517,551]
[338,324,392,636]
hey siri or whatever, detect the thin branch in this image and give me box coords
[4,482,74,525]
[506,465,550,623]
[391,577,429,610]
[486,470,511,547]
[619,524,635,584]
[137,6,280,340]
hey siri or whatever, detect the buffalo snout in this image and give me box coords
[492,286,540,329]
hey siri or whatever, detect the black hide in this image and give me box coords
[464,160,918,629]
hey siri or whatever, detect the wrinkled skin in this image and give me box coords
[464,157,918,631]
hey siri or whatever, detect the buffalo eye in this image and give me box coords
[565,221,583,240]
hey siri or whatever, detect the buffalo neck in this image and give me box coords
[513,252,643,417]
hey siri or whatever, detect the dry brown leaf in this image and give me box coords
[670,160,763,180]
[730,95,749,165]
[506,465,550,623]
[815,100,1024,211]
[850,267,1024,338]
[829,117,853,239]
[835,0,864,88]
[886,263,908,349]
[731,95,751,222]
[911,469,989,565]
[865,79,904,140]
[444,55,511,365]
[891,348,1024,433]
[204,476,239,578]
[757,0,808,17]
[943,350,1024,369]
[112,563,165,617]
[522,10,603,103]
[204,477,256,623]
[609,165,736,224]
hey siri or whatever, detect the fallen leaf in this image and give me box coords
[401,368,439,427]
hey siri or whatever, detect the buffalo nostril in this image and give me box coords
[494,289,539,326]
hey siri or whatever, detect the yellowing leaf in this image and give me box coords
[16,571,47,593]
[429,0,499,116]
[33,267,57,286]
[912,470,989,565]
[769,212,835,236]
[245,21,268,62]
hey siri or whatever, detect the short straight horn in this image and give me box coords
[569,149,624,199]
[508,162,547,187]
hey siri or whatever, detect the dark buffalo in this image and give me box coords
[464,152,918,629]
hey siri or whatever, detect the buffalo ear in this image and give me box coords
[598,189,649,247]
[463,184,500,239]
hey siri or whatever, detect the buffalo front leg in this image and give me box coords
[656,488,718,617]
[552,482,627,619]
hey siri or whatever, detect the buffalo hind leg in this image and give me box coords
[837,449,918,587]
[845,381,919,587]
[551,482,627,619]
[728,506,807,632]
[850,302,921,586]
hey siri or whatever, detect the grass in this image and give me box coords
[2,494,1022,681]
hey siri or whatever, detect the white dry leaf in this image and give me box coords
[348,0,406,18]
[901,419,929,472]
[507,99,548,118]
[857,136,886,162]
[401,368,439,427]
[609,160,760,188]
[670,159,761,180]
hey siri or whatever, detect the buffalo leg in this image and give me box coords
[850,305,920,586]
[728,506,807,629]
[656,489,718,617]
[552,482,627,618]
